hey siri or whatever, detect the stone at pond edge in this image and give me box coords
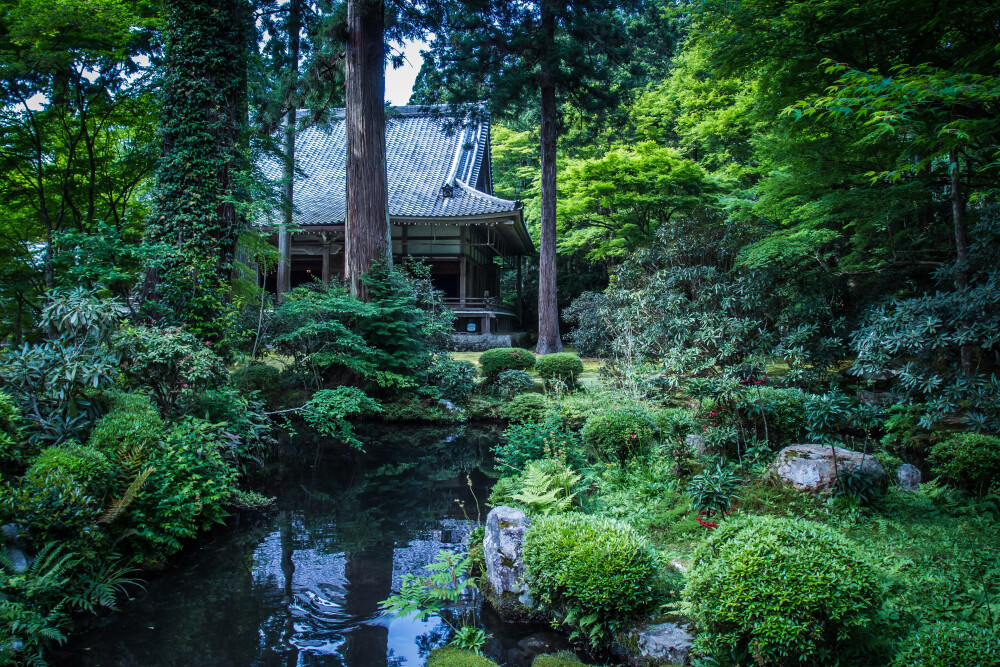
[2,523,30,573]
[896,463,922,491]
[685,434,706,456]
[771,444,885,493]
[481,506,542,622]
[615,619,694,666]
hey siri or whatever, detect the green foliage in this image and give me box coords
[581,405,658,464]
[479,347,535,380]
[928,433,1000,494]
[512,459,581,516]
[26,442,116,500]
[496,418,586,473]
[555,390,620,431]
[425,355,477,404]
[87,392,164,454]
[492,369,536,401]
[4,470,101,547]
[427,647,499,667]
[0,390,26,466]
[0,288,121,445]
[114,325,229,414]
[124,416,237,564]
[504,393,550,424]
[449,626,489,653]
[298,387,382,450]
[563,292,612,358]
[653,407,696,441]
[188,386,274,469]
[685,516,884,666]
[535,353,584,387]
[686,463,742,516]
[231,363,280,397]
[891,621,999,667]
[524,513,660,645]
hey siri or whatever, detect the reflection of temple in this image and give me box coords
[260,105,534,337]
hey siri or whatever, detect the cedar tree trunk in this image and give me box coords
[535,0,563,354]
[344,0,391,300]
[950,148,973,375]
[277,0,301,301]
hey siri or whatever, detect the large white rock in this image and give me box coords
[482,506,534,618]
[771,444,885,493]
[896,463,922,491]
[636,622,694,665]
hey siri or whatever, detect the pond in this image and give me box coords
[56,424,592,667]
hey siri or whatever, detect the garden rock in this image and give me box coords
[618,620,694,666]
[482,506,537,621]
[2,524,30,573]
[897,463,921,491]
[686,434,706,455]
[771,444,885,493]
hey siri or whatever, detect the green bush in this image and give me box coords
[88,392,164,454]
[493,369,536,401]
[427,647,499,667]
[231,363,280,395]
[532,652,588,666]
[496,417,586,473]
[124,416,237,564]
[5,471,101,545]
[582,405,658,464]
[26,442,116,499]
[653,406,697,440]
[891,621,999,667]
[524,513,660,644]
[188,387,273,467]
[556,390,619,431]
[0,390,25,464]
[535,353,585,386]
[684,515,884,666]
[505,393,550,424]
[928,433,1000,493]
[512,459,581,515]
[425,356,477,403]
[479,347,535,379]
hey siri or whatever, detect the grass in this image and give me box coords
[450,346,602,388]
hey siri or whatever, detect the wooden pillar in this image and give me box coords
[459,227,467,305]
[401,224,408,260]
[516,255,523,328]
[322,241,331,286]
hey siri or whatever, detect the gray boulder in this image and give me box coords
[482,506,537,620]
[896,463,922,491]
[685,434,706,456]
[771,444,885,493]
[617,620,694,666]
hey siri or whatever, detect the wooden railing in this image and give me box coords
[443,297,515,316]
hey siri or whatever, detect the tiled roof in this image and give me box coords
[265,105,521,226]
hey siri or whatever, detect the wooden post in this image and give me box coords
[516,255,523,328]
[322,241,331,286]
[459,227,467,305]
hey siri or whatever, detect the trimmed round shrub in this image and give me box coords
[928,433,1000,493]
[524,513,660,644]
[684,515,884,666]
[26,442,115,499]
[88,392,164,454]
[493,369,536,400]
[427,648,499,667]
[479,347,535,379]
[653,407,697,440]
[505,393,550,424]
[582,406,658,464]
[231,363,280,394]
[5,472,101,545]
[891,621,999,667]
[535,353,584,386]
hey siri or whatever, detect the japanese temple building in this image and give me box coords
[263,105,533,337]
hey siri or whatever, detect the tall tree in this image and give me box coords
[344,0,391,299]
[143,0,253,341]
[419,0,645,353]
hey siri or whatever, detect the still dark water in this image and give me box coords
[56,425,581,667]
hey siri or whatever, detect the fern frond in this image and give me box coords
[100,466,154,524]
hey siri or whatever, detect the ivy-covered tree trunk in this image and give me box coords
[277,0,303,302]
[535,0,563,355]
[344,0,391,300]
[143,0,252,339]
[950,148,973,375]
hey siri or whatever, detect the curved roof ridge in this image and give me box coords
[454,179,519,209]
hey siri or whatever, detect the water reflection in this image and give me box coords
[58,425,505,667]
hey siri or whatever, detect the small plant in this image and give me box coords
[523,513,660,645]
[479,347,535,380]
[495,417,586,473]
[686,462,742,516]
[426,356,477,404]
[581,405,658,464]
[505,393,550,423]
[231,363,280,395]
[535,353,585,387]
[381,550,487,651]
[513,459,581,515]
[492,369,536,401]
[928,433,1000,494]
